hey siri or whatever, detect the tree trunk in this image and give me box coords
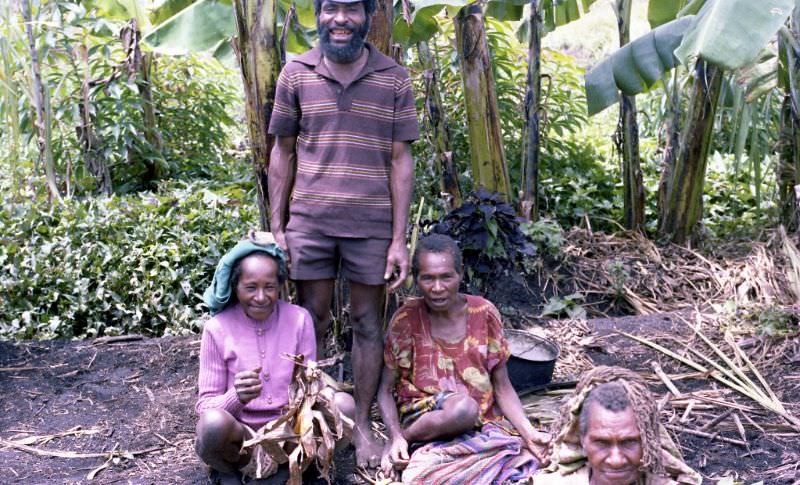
[122,19,163,185]
[522,0,542,221]
[417,40,462,210]
[232,0,282,231]
[658,59,723,244]
[77,43,112,195]
[21,0,60,201]
[454,2,511,197]
[616,0,644,231]
[367,0,393,56]
[139,53,163,159]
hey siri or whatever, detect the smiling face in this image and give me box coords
[317,0,369,63]
[416,251,462,313]
[235,254,280,321]
[580,403,643,485]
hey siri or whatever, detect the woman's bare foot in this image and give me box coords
[353,425,383,468]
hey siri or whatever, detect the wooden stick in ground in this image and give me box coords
[651,361,681,397]
[665,424,748,447]
[698,408,734,432]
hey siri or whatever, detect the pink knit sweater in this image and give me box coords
[196,300,316,429]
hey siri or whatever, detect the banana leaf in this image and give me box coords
[149,0,202,25]
[647,0,691,28]
[142,0,235,62]
[585,16,692,115]
[675,0,795,71]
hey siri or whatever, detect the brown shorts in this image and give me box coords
[285,230,391,285]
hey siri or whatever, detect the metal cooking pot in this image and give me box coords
[504,329,559,393]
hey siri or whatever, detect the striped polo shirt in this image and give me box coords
[268,43,420,239]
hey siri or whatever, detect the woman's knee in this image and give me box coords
[334,392,355,421]
[196,409,243,456]
[447,394,479,428]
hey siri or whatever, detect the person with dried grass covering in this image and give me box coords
[194,236,354,484]
[377,234,549,483]
[534,366,701,485]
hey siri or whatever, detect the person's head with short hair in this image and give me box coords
[412,234,464,313]
[577,382,643,485]
[228,251,287,321]
[412,234,463,278]
[314,0,376,64]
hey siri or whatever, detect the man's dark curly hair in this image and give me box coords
[314,0,377,16]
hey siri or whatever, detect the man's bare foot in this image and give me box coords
[353,426,382,468]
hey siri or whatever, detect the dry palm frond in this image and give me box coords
[620,321,800,432]
[241,354,352,485]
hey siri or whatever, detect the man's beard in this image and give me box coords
[317,16,370,64]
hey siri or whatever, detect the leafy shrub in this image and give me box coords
[520,218,565,258]
[0,172,257,339]
[428,189,536,289]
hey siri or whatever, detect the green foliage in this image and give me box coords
[541,292,586,319]
[520,218,564,258]
[702,151,778,237]
[750,305,798,338]
[0,171,257,340]
[428,190,537,290]
[1,1,241,196]
[151,55,240,180]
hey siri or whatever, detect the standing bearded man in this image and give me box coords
[267,0,419,468]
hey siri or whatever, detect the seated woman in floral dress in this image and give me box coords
[377,234,549,484]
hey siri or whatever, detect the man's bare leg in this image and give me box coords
[349,282,385,468]
[296,279,335,360]
[402,393,479,443]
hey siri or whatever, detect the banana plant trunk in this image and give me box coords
[657,69,682,219]
[417,40,462,210]
[779,95,799,231]
[616,0,644,231]
[20,0,60,201]
[522,0,542,221]
[779,10,800,231]
[658,59,723,244]
[454,2,511,198]
[366,0,393,55]
[232,0,282,230]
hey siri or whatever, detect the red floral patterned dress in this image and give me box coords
[384,294,511,425]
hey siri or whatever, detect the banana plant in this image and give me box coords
[584,0,795,243]
[586,0,795,115]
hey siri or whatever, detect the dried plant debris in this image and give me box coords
[241,354,352,485]
[561,228,799,316]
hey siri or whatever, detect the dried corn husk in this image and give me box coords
[241,354,352,485]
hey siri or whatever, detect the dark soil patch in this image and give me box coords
[1,313,798,483]
[0,337,356,484]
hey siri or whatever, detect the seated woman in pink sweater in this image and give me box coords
[195,237,354,484]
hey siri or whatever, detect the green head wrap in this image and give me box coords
[203,239,287,316]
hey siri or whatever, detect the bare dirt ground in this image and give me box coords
[1,311,798,484]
